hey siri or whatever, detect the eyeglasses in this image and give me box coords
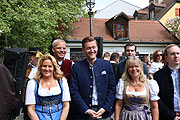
[156,54,163,57]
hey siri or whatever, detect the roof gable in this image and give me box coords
[154,0,178,20]
[134,0,176,20]
[94,0,141,18]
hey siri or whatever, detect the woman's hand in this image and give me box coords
[150,101,159,120]
[60,101,69,120]
[27,105,40,120]
[114,99,123,120]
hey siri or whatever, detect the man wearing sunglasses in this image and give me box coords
[116,43,149,82]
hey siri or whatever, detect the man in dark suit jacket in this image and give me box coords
[116,43,149,81]
[70,37,116,120]
[110,52,119,84]
[0,64,17,120]
[154,44,180,120]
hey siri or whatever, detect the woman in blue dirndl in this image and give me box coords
[25,54,71,120]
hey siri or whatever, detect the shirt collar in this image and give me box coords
[87,57,97,66]
[167,64,180,72]
[57,58,65,66]
[28,62,36,68]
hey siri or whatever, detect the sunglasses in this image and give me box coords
[156,54,163,57]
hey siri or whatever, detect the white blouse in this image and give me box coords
[149,62,164,74]
[25,77,71,105]
[116,79,160,101]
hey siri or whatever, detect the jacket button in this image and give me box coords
[89,104,92,106]
[90,76,93,79]
[90,85,93,88]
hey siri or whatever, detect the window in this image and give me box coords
[150,10,155,19]
[117,24,124,31]
[70,48,85,62]
[175,8,180,16]
[114,23,127,38]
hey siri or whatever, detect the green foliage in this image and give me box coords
[0,0,86,53]
[166,16,180,40]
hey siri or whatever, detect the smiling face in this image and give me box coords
[82,40,98,64]
[41,59,54,78]
[128,62,142,79]
[125,57,143,80]
[52,40,66,61]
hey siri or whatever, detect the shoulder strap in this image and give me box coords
[34,80,40,104]
[58,79,63,102]
[144,79,150,100]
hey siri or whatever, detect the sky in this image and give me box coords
[93,0,149,11]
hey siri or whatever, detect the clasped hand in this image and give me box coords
[174,116,180,120]
[87,108,105,119]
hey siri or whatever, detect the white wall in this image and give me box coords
[65,42,168,60]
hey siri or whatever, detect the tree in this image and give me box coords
[166,16,180,40]
[0,0,86,53]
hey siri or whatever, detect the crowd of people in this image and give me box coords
[0,36,180,120]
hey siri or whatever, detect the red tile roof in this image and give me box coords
[129,20,177,42]
[65,18,177,42]
[136,10,148,15]
[153,3,166,7]
[65,18,114,41]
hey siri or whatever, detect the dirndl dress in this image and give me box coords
[34,80,63,120]
[120,80,152,120]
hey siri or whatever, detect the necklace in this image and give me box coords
[130,81,140,87]
[47,82,50,86]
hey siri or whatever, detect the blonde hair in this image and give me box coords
[36,54,64,82]
[122,56,147,83]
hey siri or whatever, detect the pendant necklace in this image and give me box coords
[47,82,50,86]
